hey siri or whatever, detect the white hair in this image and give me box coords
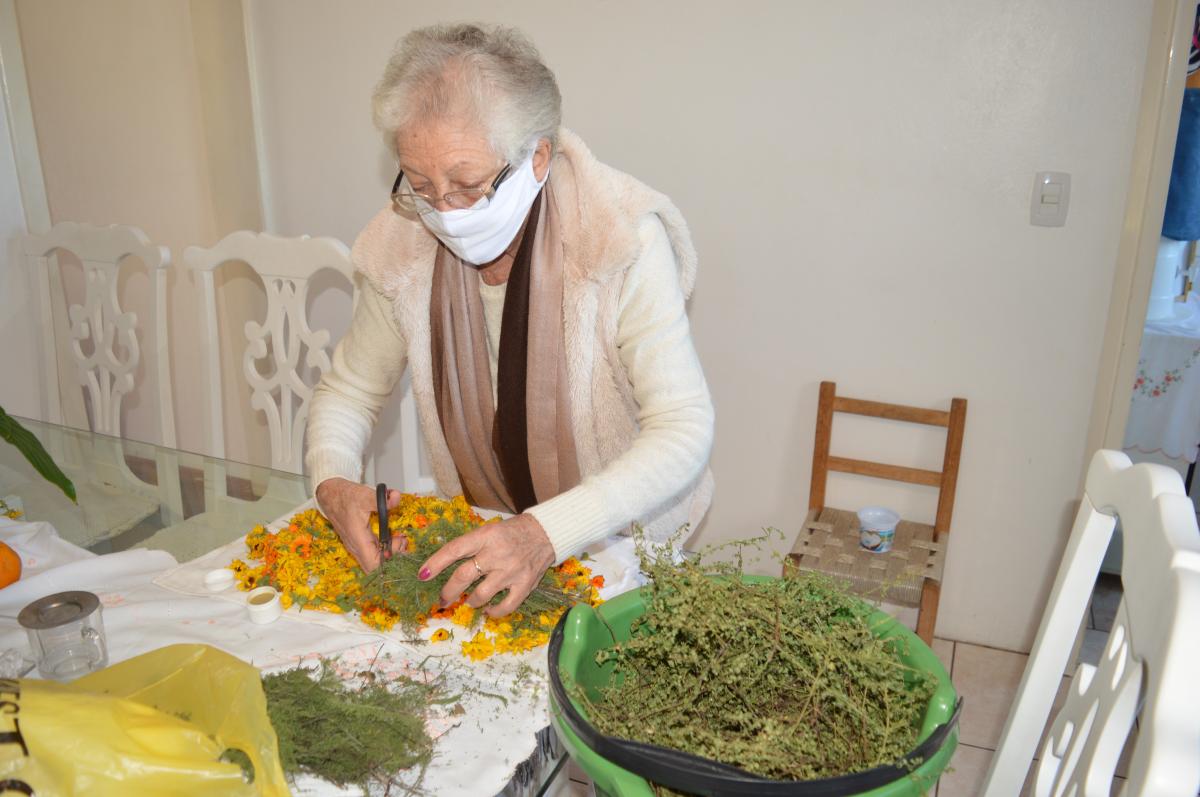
[371,23,562,163]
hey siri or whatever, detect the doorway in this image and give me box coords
[1117,2,1200,500]
[1080,0,1198,668]
[1088,0,1197,486]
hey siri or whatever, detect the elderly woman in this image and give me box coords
[306,23,713,614]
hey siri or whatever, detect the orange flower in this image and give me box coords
[288,534,313,558]
[430,628,451,642]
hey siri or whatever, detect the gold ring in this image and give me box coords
[472,558,484,576]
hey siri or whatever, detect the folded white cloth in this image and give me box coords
[0,516,100,580]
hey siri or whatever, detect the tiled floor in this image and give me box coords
[555,573,1132,797]
[933,571,1128,797]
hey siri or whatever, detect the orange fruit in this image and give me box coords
[0,543,21,589]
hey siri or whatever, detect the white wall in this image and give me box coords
[0,43,40,420]
[251,1,1152,650]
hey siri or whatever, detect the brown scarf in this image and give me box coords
[429,186,580,513]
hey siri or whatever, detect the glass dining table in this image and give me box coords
[0,415,309,562]
[0,415,574,796]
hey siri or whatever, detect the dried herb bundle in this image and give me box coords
[262,662,438,792]
[574,537,937,784]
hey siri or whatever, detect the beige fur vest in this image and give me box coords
[351,129,713,541]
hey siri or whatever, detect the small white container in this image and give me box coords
[246,586,282,624]
[1148,238,1189,321]
[857,506,900,553]
[204,568,235,592]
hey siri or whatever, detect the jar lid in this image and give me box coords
[18,591,101,630]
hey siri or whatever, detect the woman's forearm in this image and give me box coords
[306,284,409,488]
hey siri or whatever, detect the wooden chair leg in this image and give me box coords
[916,579,940,645]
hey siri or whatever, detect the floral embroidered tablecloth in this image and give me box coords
[1124,295,1200,462]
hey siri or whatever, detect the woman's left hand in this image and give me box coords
[419,513,556,616]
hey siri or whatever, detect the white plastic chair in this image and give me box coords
[981,450,1200,796]
[20,222,183,540]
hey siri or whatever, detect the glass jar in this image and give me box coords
[18,590,108,681]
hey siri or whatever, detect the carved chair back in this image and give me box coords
[982,450,1200,795]
[23,222,175,446]
[181,231,355,476]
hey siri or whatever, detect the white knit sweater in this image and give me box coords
[307,129,714,561]
[307,215,712,560]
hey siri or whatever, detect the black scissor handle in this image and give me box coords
[376,482,391,559]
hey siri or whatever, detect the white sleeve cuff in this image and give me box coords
[307,447,365,496]
[526,485,616,562]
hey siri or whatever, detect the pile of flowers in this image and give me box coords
[229,494,603,660]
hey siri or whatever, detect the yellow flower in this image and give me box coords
[450,603,476,626]
[461,631,495,661]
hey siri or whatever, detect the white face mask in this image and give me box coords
[418,152,547,265]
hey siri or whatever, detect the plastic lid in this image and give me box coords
[204,569,236,591]
[18,591,100,630]
[856,506,900,529]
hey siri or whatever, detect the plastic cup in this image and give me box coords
[857,506,900,553]
[246,586,282,624]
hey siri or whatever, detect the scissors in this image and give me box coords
[376,482,392,560]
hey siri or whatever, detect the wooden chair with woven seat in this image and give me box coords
[784,381,967,644]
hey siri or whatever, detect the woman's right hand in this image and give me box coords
[314,477,405,571]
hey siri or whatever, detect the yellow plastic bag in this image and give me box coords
[0,644,290,796]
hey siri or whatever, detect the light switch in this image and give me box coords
[1031,171,1070,227]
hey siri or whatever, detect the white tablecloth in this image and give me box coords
[1123,293,1200,462]
[0,507,643,796]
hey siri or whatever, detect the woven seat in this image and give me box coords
[784,381,966,643]
[788,507,945,606]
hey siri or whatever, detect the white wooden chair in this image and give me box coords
[19,222,183,542]
[981,450,1200,796]
[142,231,428,560]
[185,230,353,477]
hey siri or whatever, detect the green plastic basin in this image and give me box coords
[549,575,959,797]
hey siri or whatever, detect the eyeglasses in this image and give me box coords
[390,163,513,213]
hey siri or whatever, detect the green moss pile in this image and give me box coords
[574,537,937,784]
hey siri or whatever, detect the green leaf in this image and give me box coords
[0,406,76,503]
